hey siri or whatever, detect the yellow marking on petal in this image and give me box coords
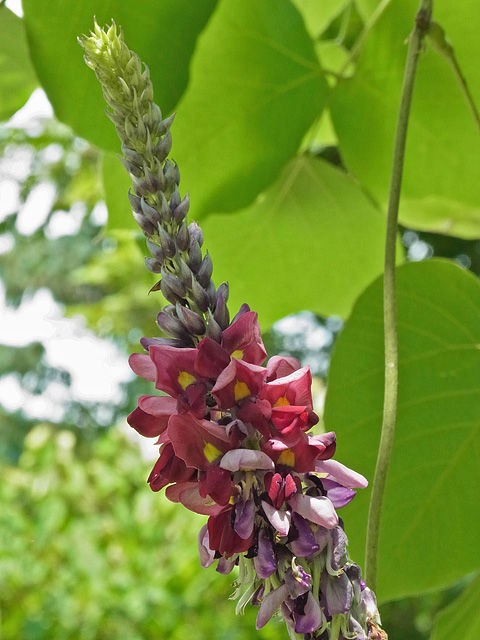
[229,495,235,505]
[231,349,244,360]
[277,449,295,467]
[178,370,196,390]
[234,380,250,401]
[274,395,290,407]
[203,442,222,463]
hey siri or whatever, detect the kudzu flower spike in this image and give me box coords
[80,22,387,639]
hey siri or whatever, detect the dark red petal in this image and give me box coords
[196,337,229,378]
[127,406,167,438]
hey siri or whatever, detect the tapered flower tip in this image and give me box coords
[220,449,274,472]
[289,493,338,529]
[256,584,288,629]
[316,458,368,488]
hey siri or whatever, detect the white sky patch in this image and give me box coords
[45,202,87,239]
[0,285,133,415]
[0,179,20,219]
[5,0,23,16]
[16,181,57,235]
[8,89,54,134]
[0,233,15,255]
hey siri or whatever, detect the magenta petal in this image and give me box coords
[289,494,338,529]
[165,482,224,515]
[196,337,229,378]
[316,459,368,488]
[138,394,177,417]
[261,501,291,536]
[221,310,267,365]
[220,449,274,472]
[127,406,167,438]
[266,355,301,380]
[129,352,156,381]
[168,414,229,470]
[256,584,289,629]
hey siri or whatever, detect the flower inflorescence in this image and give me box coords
[79,22,387,640]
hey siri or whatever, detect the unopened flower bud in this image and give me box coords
[140,197,160,224]
[188,221,204,246]
[156,309,190,339]
[146,239,164,262]
[190,277,210,312]
[173,194,190,223]
[145,257,162,273]
[157,226,176,258]
[176,223,189,252]
[197,252,213,288]
[214,282,230,329]
[132,212,155,235]
[175,302,206,336]
[188,239,202,272]
[161,271,187,298]
[205,310,222,342]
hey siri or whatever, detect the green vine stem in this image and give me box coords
[364,0,433,591]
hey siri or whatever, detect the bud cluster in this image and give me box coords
[79,22,225,344]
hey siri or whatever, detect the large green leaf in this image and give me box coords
[291,0,348,38]
[23,0,217,151]
[172,0,328,216]
[200,154,390,324]
[324,260,480,602]
[331,0,480,238]
[0,7,37,121]
[430,575,480,640]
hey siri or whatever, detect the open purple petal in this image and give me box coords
[294,592,324,634]
[256,584,289,629]
[234,497,256,539]
[289,493,338,529]
[253,528,276,578]
[261,500,291,536]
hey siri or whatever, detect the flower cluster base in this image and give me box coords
[129,309,385,639]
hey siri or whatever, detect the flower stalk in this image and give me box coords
[364,0,433,590]
[80,21,387,639]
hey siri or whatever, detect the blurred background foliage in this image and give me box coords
[1,1,480,638]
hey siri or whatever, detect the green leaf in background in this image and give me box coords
[430,575,480,640]
[200,154,390,324]
[331,0,480,238]
[23,0,217,151]
[0,7,37,121]
[172,0,328,216]
[291,0,348,39]
[324,260,480,602]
